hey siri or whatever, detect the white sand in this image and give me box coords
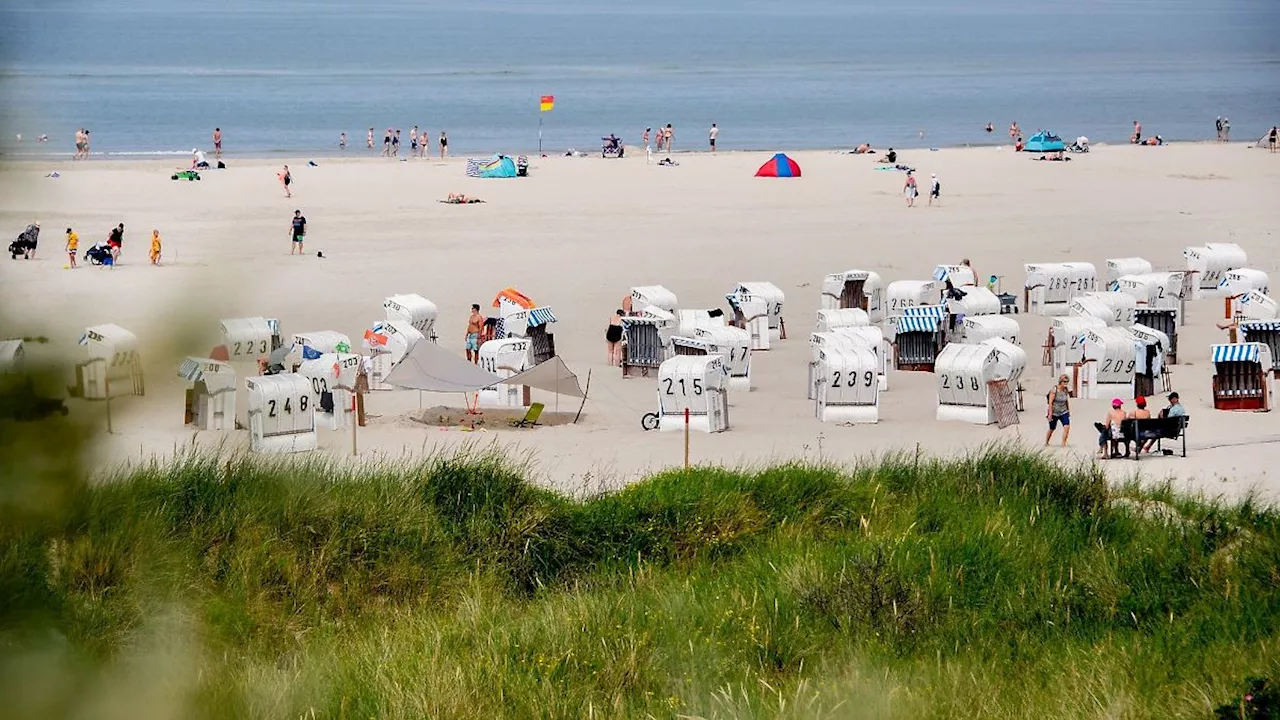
[2,143,1277,501]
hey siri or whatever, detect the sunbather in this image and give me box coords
[440,193,485,204]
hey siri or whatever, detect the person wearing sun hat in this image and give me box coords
[1096,397,1128,459]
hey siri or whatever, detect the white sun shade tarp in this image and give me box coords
[504,356,587,398]
[385,338,504,392]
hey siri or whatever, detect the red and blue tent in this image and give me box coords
[755,153,801,178]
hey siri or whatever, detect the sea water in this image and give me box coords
[0,0,1276,158]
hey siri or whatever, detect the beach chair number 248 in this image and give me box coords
[267,395,309,418]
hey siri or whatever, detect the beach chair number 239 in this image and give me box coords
[267,395,309,418]
[663,378,703,396]
[831,371,875,388]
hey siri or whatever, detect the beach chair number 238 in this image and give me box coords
[940,375,981,391]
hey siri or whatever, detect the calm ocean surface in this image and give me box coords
[1,0,1276,157]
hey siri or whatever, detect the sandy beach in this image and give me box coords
[1,143,1277,501]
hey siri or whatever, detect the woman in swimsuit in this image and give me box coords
[606,309,625,366]
[439,130,449,158]
[280,165,292,198]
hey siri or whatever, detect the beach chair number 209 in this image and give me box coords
[1099,359,1136,374]
[663,378,703,396]
[267,395,309,418]
[941,375,981,391]
[832,371,875,388]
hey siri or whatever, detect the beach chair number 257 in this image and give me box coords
[663,378,703,396]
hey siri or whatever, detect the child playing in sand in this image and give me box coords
[65,227,78,268]
[149,229,162,265]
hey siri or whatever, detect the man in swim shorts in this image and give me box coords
[290,210,306,255]
[466,303,484,363]
[212,127,222,158]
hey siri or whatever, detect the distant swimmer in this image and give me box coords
[339,131,347,150]
[985,122,994,134]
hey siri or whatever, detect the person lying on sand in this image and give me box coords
[439,193,485,204]
[849,143,873,154]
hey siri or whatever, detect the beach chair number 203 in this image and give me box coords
[832,371,875,388]
[663,378,703,396]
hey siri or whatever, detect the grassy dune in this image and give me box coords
[1,438,1277,718]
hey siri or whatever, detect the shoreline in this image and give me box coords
[0,138,1263,167]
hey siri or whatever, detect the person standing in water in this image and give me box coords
[212,127,222,159]
[439,130,449,158]
[339,132,347,150]
[367,127,374,149]
[709,123,718,152]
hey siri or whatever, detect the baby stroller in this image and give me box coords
[601,135,624,158]
[9,224,39,259]
[84,242,114,266]
[516,155,529,177]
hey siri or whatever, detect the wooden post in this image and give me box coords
[351,395,358,456]
[104,374,113,433]
[683,407,690,469]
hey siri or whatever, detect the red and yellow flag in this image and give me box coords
[539,95,555,112]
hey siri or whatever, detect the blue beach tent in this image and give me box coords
[466,155,518,178]
[1025,131,1065,153]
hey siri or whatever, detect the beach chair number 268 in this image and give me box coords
[267,395,309,417]
[663,378,703,396]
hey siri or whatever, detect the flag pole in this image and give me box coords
[538,114,543,156]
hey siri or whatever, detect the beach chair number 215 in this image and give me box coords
[663,378,703,396]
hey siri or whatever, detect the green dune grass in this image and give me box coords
[1,439,1276,718]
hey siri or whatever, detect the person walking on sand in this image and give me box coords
[410,125,418,155]
[1215,116,1224,142]
[1131,120,1142,144]
[65,227,78,268]
[928,173,941,206]
[903,171,918,207]
[440,130,449,158]
[1269,126,1278,153]
[212,127,222,158]
[465,304,484,363]
[1009,121,1020,142]
[367,127,374,149]
[1044,375,1071,447]
[643,127,651,152]
[107,223,124,264]
[606,309,625,366]
[1222,117,1230,142]
[709,123,718,152]
[279,165,292,198]
[381,128,392,157]
[149,229,162,265]
[339,132,347,150]
[289,210,306,255]
[392,129,401,157]
[663,123,674,153]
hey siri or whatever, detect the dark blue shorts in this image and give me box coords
[1049,413,1070,430]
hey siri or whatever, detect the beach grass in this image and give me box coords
[2,443,1276,719]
